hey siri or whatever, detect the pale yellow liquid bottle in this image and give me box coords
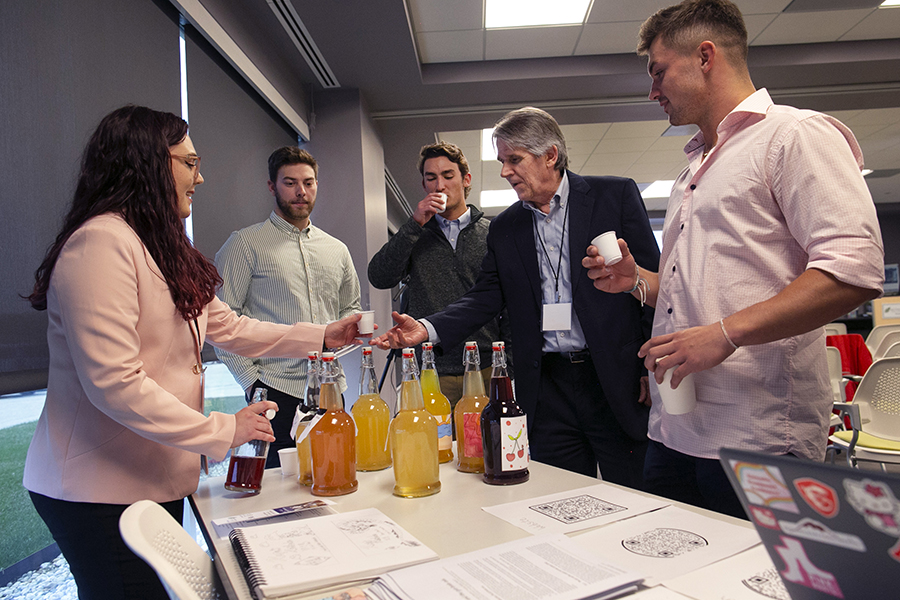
[295,351,319,486]
[310,352,358,496]
[455,341,486,473]
[389,347,441,498]
[420,342,453,464]
[352,346,392,471]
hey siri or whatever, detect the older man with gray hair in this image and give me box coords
[373,107,660,488]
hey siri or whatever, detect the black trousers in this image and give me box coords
[643,439,748,520]
[529,352,647,490]
[30,492,183,600]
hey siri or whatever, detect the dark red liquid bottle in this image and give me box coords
[481,342,529,485]
[224,388,270,494]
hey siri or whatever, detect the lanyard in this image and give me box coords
[533,198,569,303]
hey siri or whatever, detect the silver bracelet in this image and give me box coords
[719,318,739,350]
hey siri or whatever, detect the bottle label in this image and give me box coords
[501,416,528,472]
[434,414,452,451]
[462,412,484,458]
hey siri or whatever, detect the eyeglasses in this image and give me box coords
[171,154,201,174]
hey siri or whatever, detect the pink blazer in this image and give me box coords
[23,214,325,504]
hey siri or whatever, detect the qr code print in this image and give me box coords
[743,568,790,600]
[621,528,708,557]
[528,495,626,524]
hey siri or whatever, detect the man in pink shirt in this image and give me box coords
[584,0,883,518]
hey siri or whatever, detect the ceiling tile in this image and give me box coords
[604,120,669,138]
[407,0,483,32]
[824,109,864,123]
[750,9,875,45]
[840,7,900,41]
[583,151,643,169]
[438,129,483,147]
[485,26,581,60]
[744,13,780,44]
[847,124,891,140]
[595,136,659,153]
[560,123,611,141]
[587,0,672,23]
[575,22,644,55]
[734,0,793,15]
[633,149,688,167]
[842,107,900,127]
[566,139,600,154]
[417,30,484,63]
[649,136,694,151]
[782,0,882,11]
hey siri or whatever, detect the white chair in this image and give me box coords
[872,331,900,361]
[824,322,847,337]
[882,341,900,360]
[828,357,900,470]
[826,346,848,430]
[119,500,223,600]
[865,324,900,355]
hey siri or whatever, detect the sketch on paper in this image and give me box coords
[336,516,424,555]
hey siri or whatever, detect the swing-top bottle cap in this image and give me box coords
[307,350,319,360]
[362,346,373,355]
[492,341,505,350]
[422,342,433,350]
[321,352,335,361]
[402,347,415,358]
[465,341,478,350]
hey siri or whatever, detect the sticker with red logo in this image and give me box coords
[890,538,900,564]
[794,478,839,518]
[729,460,799,513]
[843,478,900,536]
[748,506,780,530]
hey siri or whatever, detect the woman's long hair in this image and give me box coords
[27,105,221,321]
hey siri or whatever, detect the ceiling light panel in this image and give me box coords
[485,0,591,28]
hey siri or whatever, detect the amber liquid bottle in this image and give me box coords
[225,388,270,494]
[455,341,487,473]
[295,351,319,486]
[310,352,358,496]
[481,341,529,485]
[420,342,453,464]
[389,348,441,498]
[352,346,392,471]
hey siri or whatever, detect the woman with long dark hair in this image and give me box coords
[23,105,364,599]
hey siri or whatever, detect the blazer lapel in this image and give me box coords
[566,172,594,297]
[511,204,543,308]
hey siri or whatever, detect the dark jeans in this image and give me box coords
[529,352,647,489]
[30,492,183,600]
[643,439,748,519]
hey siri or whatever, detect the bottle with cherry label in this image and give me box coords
[481,341,529,485]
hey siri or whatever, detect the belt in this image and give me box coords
[545,349,591,364]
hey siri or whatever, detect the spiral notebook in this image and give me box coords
[228,507,438,599]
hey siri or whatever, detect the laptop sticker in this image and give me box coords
[748,506,780,530]
[621,528,708,557]
[742,567,790,600]
[730,460,800,514]
[778,517,866,552]
[775,536,844,598]
[890,538,900,563]
[843,478,900,536]
[794,478,839,518]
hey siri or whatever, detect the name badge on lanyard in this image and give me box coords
[542,302,572,331]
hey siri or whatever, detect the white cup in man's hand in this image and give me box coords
[591,231,622,266]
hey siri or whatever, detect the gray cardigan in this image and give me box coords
[368,205,510,375]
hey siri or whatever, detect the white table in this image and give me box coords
[191,460,750,600]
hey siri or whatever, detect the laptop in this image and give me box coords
[719,448,900,599]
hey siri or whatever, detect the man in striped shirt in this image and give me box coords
[215,147,361,466]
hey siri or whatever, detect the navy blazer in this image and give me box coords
[428,171,660,441]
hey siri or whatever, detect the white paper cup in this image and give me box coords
[278,447,299,477]
[358,311,375,335]
[591,231,622,266]
[437,193,447,211]
[656,369,697,415]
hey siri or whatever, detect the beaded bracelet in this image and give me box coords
[624,265,647,307]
